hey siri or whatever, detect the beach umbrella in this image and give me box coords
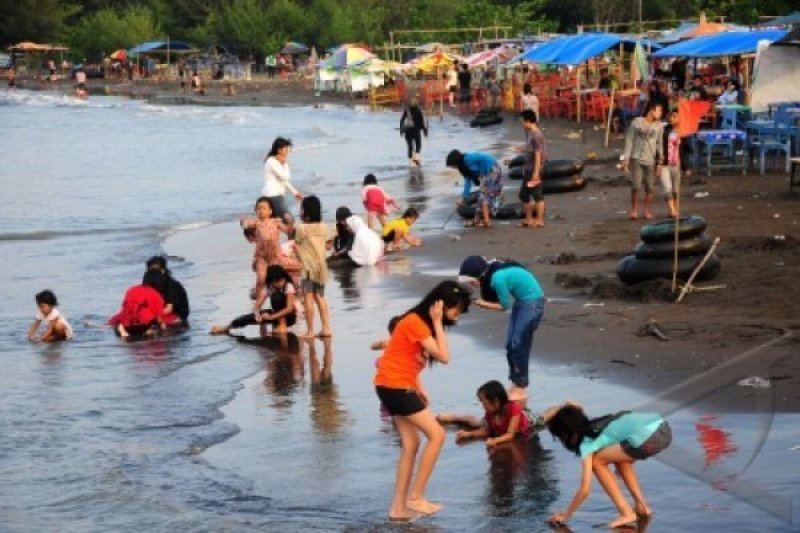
[282,41,309,55]
[464,47,516,69]
[110,49,127,61]
[416,50,461,74]
[319,44,375,70]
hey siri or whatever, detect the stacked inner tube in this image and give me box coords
[470,109,503,128]
[616,215,721,284]
[507,158,586,194]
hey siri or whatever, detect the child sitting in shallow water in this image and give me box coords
[28,290,73,341]
[437,380,543,447]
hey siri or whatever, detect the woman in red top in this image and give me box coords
[108,271,170,338]
[374,281,471,521]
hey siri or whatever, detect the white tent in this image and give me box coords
[751,31,800,110]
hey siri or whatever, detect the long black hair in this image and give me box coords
[266,264,293,288]
[446,149,479,185]
[142,270,166,295]
[477,380,509,410]
[547,404,630,456]
[405,280,471,335]
[265,136,292,161]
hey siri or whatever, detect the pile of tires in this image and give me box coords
[507,157,586,194]
[470,109,503,128]
[616,215,721,285]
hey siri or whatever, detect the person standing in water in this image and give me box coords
[374,281,471,520]
[400,98,428,166]
[263,137,303,221]
[458,255,545,405]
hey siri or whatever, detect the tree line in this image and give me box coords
[0,0,794,62]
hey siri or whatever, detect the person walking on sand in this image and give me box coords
[263,137,303,221]
[294,196,332,338]
[621,102,664,220]
[374,281,471,521]
[400,98,428,166]
[660,110,682,218]
[519,110,546,228]
[446,149,503,228]
[543,401,671,529]
[458,255,545,405]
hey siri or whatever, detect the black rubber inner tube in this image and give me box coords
[508,155,525,168]
[640,215,707,244]
[508,166,525,180]
[542,159,584,179]
[616,253,721,285]
[634,234,713,260]
[457,202,524,220]
[470,115,504,128]
[542,175,586,194]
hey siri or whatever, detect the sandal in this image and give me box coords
[517,221,534,228]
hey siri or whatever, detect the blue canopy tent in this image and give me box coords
[128,40,196,77]
[652,30,788,58]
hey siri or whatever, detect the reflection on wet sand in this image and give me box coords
[237,333,304,406]
[330,264,361,303]
[307,336,345,435]
[406,167,429,212]
[483,437,560,520]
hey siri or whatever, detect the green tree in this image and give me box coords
[68,5,162,61]
[0,0,80,46]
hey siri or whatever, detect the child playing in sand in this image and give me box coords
[382,207,422,253]
[241,197,297,317]
[211,265,298,335]
[362,173,399,230]
[293,195,332,338]
[28,290,73,341]
[437,380,542,447]
[543,401,671,529]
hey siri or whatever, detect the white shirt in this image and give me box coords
[262,156,299,197]
[35,308,73,339]
[447,69,458,87]
[522,93,539,116]
[346,216,383,266]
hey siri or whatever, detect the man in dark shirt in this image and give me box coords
[457,63,472,112]
[687,75,707,101]
[146,255,190,325]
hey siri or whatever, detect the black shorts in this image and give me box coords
[519,182,544,203]
[622,421,672,460]
[382,230,396,243]
[375,386,425,416]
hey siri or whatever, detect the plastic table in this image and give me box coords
[692,129,748,177]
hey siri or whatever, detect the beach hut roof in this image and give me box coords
[652,30,788,58]
[516,33,661,65]
[7,41,69,52]
[775,26,800,46]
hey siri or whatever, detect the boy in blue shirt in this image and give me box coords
[458,255,545,403]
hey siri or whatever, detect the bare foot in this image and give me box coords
[388,508,421,522]
[644,212,654,220]
[608,512,638,529]
[534,220,545,228]
[317,330,332,338]
[117,324,129,338]
[300,330,315,338]
[210,325,229,335]
[407,498,443,515]
[629,212,639,220]
[634,503,653,518]
[436,412,456,424]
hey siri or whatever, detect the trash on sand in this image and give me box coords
[565,131,581,140]
[583,302,605,307]
[773,235,786,241]
[637,319,669,341]
[694,192,709,198]
[737,376,771,389]
[737,205,743,210]
[773,213,781,219]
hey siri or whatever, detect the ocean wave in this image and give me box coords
[0,89,120,109]
[0,224,168,242]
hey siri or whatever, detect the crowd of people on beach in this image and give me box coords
[26,92,674,527]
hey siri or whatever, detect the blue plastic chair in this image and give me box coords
[749,125,793,175]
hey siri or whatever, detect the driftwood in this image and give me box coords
[638,318,669,341]
[675,236,721,303]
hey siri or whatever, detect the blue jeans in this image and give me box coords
[505,297,545,388]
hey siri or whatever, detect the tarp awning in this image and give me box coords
[764,12,800,27]
[128,41,195,55]
[653,30,788,57]
[516,33,661,65]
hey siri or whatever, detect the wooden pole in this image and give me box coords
[676,237,720,303]
[576,63,581,123]
[671,173,681,292]
[604,87,616,147]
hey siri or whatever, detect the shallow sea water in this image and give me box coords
[0,89,797,532]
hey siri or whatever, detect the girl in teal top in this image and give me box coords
[543,402,671,529]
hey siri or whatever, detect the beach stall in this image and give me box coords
[315,44,378,93]
[128,40,197,79]
[516,33,661,121]
[7,41,70,74]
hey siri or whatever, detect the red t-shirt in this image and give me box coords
[108,284,165,327]
[485,401,531,438]
[374,313,431,390]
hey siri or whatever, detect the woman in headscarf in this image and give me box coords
[399,98,428,166]
[335,207,383,266]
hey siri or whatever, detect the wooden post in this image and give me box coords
[604,87,616,147]
[389,32,395,63]
[576,63,581,123]
[671,173,681,292]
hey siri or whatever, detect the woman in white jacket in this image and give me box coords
[334,207,383,266]
[263,137,303,220]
